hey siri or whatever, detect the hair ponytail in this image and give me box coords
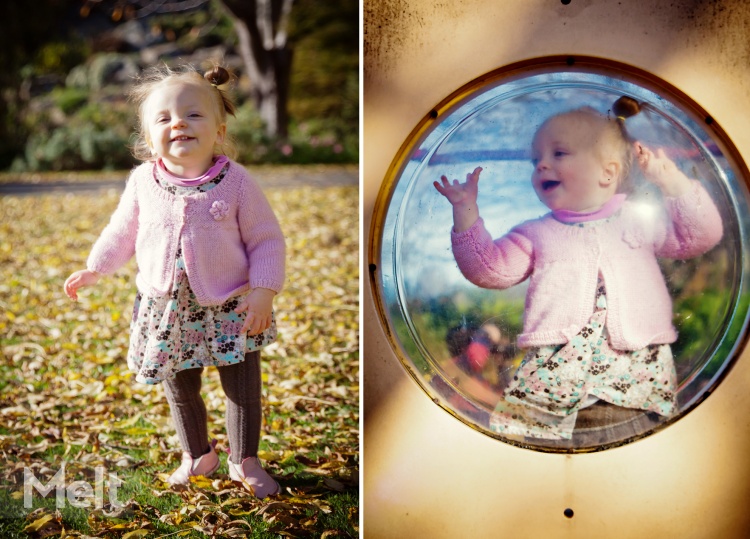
[610,95,645,194]
[612,95,641,120]
[203,66,236,117]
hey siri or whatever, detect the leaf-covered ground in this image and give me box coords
[0,178,359,538]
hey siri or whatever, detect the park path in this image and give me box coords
[0,165,358,195]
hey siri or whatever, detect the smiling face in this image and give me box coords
[144,81,226,178]
[531,114,621,213]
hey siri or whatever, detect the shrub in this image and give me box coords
[20,98,136,172]
[49,87,89,115]
[230,102,357,165]
[30,40,91,77]
[66,53,139,91]
[23,124,136,171]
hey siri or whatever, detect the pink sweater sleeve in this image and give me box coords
[657,180,723,259]
[86,174,139,275]
[238,173,286,292]
[451,217,534,289]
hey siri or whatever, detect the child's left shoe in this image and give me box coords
[227,456,280,497]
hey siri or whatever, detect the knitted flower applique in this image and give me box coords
[210,200,230,221]
[622,227,644,249]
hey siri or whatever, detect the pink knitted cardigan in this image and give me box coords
[87,160,285,306]
[452,180,723,350]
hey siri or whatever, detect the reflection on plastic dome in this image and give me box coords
[376,65,750,451]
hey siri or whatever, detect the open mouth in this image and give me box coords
[541,180,561,191]
[170,136,194,142]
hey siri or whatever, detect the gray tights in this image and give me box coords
[161,351,262,464]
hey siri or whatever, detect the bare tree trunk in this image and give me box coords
[219,0,294,138]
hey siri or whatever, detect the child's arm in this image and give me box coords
[87,174,140,275]
[435,167,534,289]
[434,167,483,233]
[452,220,534,290]
[64,173,140,302]
[63,270,100,301]
[236,172,286,335]
[636,142,723,257]
[238,174,286,294]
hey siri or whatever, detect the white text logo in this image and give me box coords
[23,463,124,511]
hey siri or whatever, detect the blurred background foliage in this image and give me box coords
[0,0,358,171]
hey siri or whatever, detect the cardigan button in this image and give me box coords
[562,325,580,341]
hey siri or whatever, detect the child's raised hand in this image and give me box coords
[434,167,483,206]
[434,167,483,233]
[235,288,276,336]
[635,142,691,197]
[63,270,100,301]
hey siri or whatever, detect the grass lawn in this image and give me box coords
[0,182,359,538]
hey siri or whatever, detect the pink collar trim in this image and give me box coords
[157,155,229,187]
[552,194,627,224]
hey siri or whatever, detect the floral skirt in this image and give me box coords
[127,250,276,385]
[490,279,676,440]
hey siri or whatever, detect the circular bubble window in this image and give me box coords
[370,56,750,452]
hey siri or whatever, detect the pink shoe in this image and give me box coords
[227,456,280,497]
[167,439,220,486]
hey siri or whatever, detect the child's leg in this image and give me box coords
[218,351,262,464]
[162,367,210,459]
[572,401,663,446]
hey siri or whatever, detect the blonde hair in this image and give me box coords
[538,104,637,193]
[128,64,237,162]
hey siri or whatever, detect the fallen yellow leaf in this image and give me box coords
[23,514,54,533]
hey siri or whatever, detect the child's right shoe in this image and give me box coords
[167,439,220,486]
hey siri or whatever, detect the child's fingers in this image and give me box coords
[637,146,654,168]
[240,306,260,333]
[435,176,462,198]
[435,169,481,202]
[242,312,271,335]
[240,314,255,334]
[234,298,250,314]
[466,167,482,187]
[255,315,271,335]
[65,285,77,301]
[64,276,78,300]
[635,142,650,159]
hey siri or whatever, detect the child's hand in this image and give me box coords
[63,270,100,301]
[434,167,483,233]
[434,166,482,206]
[235,288,276,336]
[635,142,691,197]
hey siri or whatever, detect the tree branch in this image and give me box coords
[274,0,293,48]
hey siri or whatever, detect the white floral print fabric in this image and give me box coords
[490,275,676,440]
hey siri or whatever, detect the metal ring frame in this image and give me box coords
[368,55,750,453]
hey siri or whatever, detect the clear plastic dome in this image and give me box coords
[372,58,750,452]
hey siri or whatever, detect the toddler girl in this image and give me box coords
[434,99,723,441]
[64,65,285,495]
